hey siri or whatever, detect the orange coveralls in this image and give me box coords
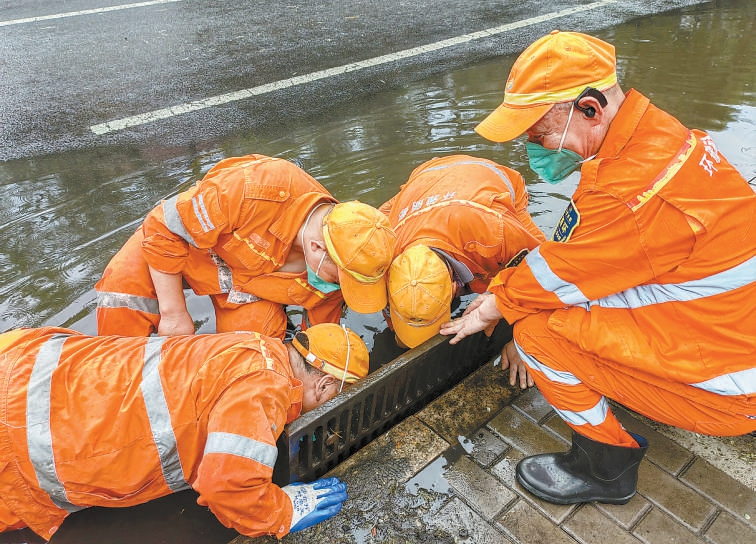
[0,327,303,540]
[95,154,344,338]
[380,154,545,293]
[489,90,756,446]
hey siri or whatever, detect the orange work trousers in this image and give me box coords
[513,311,756,447]
[95,232,288,338]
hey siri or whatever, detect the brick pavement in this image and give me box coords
[246,360,756,544]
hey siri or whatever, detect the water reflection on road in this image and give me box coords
[0,1,753,346]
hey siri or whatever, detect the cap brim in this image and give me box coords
[390,305,451,349]
[475,102,554,142]
[338,269,388,314]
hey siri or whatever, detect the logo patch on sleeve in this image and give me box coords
[505,248,529,268]
[552,200,580,242]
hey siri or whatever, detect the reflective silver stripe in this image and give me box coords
[141,337,189,492]
[27,335,85,513]
[553,397,609,427]
[421,159,516,203]
[209,251,234,292]
[589,254,756,310]
[191,194,215,233]
[162,195,198,247]
[692,367,756,396]
[227,289,261,304]
[526,247,588,305]
[515,341,582,385]
[204,431,278,469]
[97,291,160,315]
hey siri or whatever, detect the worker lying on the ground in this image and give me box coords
[95,154,396,339]
[441,30,756,506]
[0,322,369,540]
[379,154,545,387]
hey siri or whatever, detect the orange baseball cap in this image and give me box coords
[322,201,397,314]
[476,30,617,142]
[292,323,369,384]
[388,245,453,349]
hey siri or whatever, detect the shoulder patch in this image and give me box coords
[505,248,529,268]
[552,200,580,242]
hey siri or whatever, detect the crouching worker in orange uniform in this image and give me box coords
[442,31,756,506]
[95,154,396,339]
[380,155,545,385]
[0,323,369,541]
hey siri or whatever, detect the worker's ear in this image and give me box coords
[310,238,329,255]
[314,374,340,403]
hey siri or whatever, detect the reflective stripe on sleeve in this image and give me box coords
[552,397,610,427]
[692,367,756,396]
[141,337,190,492]
[191,194,215,233]
[589,254,756,310]
[204,431,278,469]
[526,247,589,305]
[162,195,199,247]
[26,335,86,513]
[96,291,160,315]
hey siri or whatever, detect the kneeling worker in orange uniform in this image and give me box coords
[380,154,545,386]
[0,323,368,540]
[95,154,396,339]
[442,31,756,506]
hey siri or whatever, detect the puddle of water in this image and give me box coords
[2,1,754,344]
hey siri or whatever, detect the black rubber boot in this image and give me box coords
[515,431,649,505]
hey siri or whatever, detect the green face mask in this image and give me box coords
[525,142,585,184]
[301,203,341,294]
[306,252,341,293]
[525,103,584,185]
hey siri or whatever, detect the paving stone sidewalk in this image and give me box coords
[246,361,756,544]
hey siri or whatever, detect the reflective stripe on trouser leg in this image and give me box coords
[512,312,638,447]
[95,228,160,336]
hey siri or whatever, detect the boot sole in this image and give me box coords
[516,473,634,505]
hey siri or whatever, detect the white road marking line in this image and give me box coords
[90,0,614,135]
[0,0,183,27]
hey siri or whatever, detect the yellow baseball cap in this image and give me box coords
[476,30,617,142]
[292,323,369,384]
[323,201,397,314]
[388,245,453,349]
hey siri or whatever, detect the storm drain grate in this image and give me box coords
[277,323,512,483]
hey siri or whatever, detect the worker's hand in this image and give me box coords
[157,310,195,336]
[499,340,534,389]
[440,292,503,345]
[282,477,348,533]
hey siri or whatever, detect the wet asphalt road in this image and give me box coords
[1,0,711,162]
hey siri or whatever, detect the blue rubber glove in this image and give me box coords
[282,477,348,533]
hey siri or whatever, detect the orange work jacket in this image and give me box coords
[380,154,545,293]
[113,154,343,326]
[490,90,756,410]
[0,327,302,540]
